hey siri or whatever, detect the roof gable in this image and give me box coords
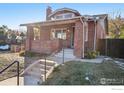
[48,8,81,17]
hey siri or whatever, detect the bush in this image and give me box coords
[19,51,25,57]
[86,50,99,59]
[20,51,50,57]
[53,66,60,72]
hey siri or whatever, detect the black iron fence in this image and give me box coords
[98,39,124,58]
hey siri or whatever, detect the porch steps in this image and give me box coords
[55,48,76,58]
[48,48,76,64]
[22,59,56,85]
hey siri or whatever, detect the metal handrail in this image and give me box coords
[0,61,20,85]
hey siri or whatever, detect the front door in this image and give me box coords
[70,27,75,48]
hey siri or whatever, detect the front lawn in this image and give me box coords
[43,60,124,85]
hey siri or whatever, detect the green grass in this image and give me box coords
[43,61,124,85]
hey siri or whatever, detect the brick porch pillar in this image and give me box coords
[74,20,84,58]
[25,26,34,51]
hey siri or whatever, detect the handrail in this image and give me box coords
[0,61,20,85]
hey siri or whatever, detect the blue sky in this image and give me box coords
[0,3,124,30]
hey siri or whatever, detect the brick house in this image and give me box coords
[20,6,108,58]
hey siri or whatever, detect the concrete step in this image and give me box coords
[35,63,52,70]
[55,54,76,58]
[24,75,42,85]
[58,50,73,53]
[39,60,55,66]
[54,49,75,59]
[63,49,74,51]
[57,52,74,55]
[56,53,74,56]
[30,67,49,74]
[26,70,44,78]
[55,55,75,59]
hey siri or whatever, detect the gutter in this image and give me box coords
[79,17,85,58]
[93,15,107,51]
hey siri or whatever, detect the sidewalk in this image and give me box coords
[0,77,24,85]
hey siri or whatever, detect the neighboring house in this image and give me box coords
[6,30,26,52]
[20,6,108,58]
[0,35,7,44]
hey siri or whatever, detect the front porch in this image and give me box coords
[25,18,85,58]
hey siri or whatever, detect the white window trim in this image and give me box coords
[85,22,88,42]
[33,27,40,40]
[51,28,67,40]
[54,13,75,20]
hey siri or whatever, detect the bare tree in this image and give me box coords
[108,11,124,38]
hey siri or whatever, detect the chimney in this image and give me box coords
[46,6,52,20]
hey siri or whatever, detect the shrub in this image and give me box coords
[21,51,50,57]
[86,50,99,59]
[53,66,60,72]
[19,51,25,57]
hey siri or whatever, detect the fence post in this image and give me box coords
[62,47,64,64]
[44,56,46,83]
[17,61,19,86]
[105,39,107,56]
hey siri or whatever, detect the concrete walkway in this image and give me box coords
[75,57,104,63]
[0,77,24,86]
[48,56,104,64]
[48,49,104,64]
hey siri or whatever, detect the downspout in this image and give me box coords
[80,17,85,58]
[94,20,97,51]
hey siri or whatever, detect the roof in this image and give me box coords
[48,8,81,17]
[20,14,108,27]
[20,16,82,26]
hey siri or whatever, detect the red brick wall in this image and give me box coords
[87,21,95,50]
[40,27,51,40]
[25,26,34,51]
[25,19,106,58]
[85,20,106,52]
[74,20,84,58]
[26,24,74,54]
[31,39,62,54]
[45,24,74,48]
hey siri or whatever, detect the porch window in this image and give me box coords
[54,13,74,20]
[33,27,40,40]
[85,22,88,42]
[52,29,66,40]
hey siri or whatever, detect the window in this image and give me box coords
[33,27,40,40]
[85,22,88,42]
[55,15,63,19]
[51,29,66,40]
[54,13,74,20]
[64,13,73,19]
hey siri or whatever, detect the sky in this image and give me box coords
[0,3,124,30]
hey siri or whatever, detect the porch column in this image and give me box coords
[74,20,84,58]
[25,26,34,51]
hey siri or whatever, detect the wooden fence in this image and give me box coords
[97,39,124,58]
